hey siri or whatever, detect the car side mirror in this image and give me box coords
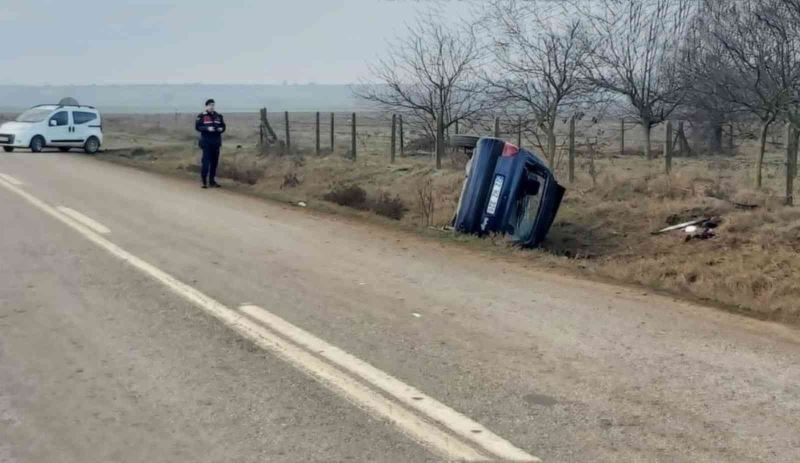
[49,120,58,126]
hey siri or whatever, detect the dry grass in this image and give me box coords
[95,114,800,325]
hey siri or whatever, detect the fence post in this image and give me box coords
[665,121,673,174]
[677,121,685,156]
[786,123,796,206]
[330,113,335,152]
[284,111,291,154]
[620,118,625,156]
[351,112,357,160]
[390,114,396,164]
[494,117,500,138]
[399,115,405,157]
[568,116,576,183]
[315,111,320,155]
[729,122,735,155]
[454,119,459,135]
[435,109,444,170]
[259,108,267,146]
[517,116,522,147]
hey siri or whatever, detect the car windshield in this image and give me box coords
[15,108,53,123]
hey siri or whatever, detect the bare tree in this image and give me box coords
[357,15,489,169]
[482,0,593,166]
[693,0,800,187]
[578,0,694,160]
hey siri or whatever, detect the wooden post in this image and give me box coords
[330,112,335,152]
[390,114,396,164]
[786,123,795,206]
[620,118,625,156]
[677,121,685,156]
[665,121,673,174]
[454,119,459,135]
[568,116,576,183]
[494,117,500,138]
[259,108,267,146]
[399,115,405,157]
[284,111,291,154]
[517,116,522,147]
[435,108,444,170]
[729,122,735,155]
[351,112,357,160]
[260,108,277,142]
[315,111,320,155]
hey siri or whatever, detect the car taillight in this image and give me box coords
[502,142,519,157]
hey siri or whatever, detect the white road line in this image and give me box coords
[0,173,23,186]
[57,207,111,235]
[240,304,540,462]
[0,176,535,462]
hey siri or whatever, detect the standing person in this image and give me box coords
[195,99,226,188]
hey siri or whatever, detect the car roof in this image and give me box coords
[32,104,98,112]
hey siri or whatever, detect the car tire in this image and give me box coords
[84,136,100,154]
[30,136,45,153]
[58,147,71,152]
[2,147,13,153]
[450,134,480,149]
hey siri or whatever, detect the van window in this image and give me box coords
[15,107,52,123]
[49,111,69,127]
[73,111,97,125]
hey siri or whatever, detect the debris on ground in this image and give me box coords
[654,217,721,242]
[653,218,709,235]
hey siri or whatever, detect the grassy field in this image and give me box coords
[4,110,797,324]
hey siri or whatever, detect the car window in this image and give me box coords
[49,111,69,127]
[15,107,53,123]
[73,111,97,125]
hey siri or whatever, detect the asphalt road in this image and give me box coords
[1,152,799,462]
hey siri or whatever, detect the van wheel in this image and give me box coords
[58,147,71,152]
[84,137,100,154]
[30,136,45,153]
[2,147,13,153]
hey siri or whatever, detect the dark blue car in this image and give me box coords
[453,137,565,247]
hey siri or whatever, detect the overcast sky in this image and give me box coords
[0,0,463,85]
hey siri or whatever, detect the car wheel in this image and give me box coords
[450,134,480,149]
[30,136,45,153]
[58,147,71,152]
[84,137,100,154]
[2,147,13,153]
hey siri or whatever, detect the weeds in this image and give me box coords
[282,172,302,189]
[416,177,435,226]
[371,192,407,220]
[323,183,368,209]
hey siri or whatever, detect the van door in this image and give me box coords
[46,111,72,146]
[71,111,98,146]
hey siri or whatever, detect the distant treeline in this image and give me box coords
[0,84,368,113]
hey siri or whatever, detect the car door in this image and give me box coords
[46,110,73,146]
[71,111,98,146]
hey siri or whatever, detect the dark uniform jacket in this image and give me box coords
[195,111,226,147]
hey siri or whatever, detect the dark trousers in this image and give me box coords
[201,143,221,184]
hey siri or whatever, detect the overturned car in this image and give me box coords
[451,136,565,247]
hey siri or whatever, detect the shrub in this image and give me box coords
[324,183,368,209]
[282,172,301,189]
[371,192,407,220]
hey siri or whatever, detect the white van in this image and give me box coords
[0,102,103,154]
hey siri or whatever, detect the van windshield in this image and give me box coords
[15,108,53,123]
